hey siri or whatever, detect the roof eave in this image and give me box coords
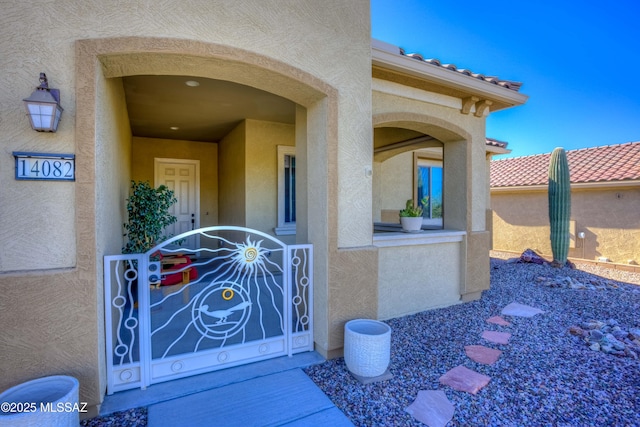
[372,39,529,111]
[486,146,511,155]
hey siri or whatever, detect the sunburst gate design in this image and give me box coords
[231,237,265,273]
[104,227,313,393]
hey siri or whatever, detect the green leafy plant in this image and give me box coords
[548,147,571,267]
[122,181,178,254]
[399,197,429,217]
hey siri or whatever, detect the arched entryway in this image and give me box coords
[75,37,338,392]
[372,113,472,233]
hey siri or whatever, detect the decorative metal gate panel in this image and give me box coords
[104,226,313,394]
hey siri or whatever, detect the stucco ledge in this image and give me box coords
[373,230,466,248]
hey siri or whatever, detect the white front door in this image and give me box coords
[155,158,200,249]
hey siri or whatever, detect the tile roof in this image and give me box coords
[399,48,523,92]
[491,142,640,188]
[486,137,509,149]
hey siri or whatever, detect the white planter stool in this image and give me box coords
[344,319,391,378]
[0,375,79,427]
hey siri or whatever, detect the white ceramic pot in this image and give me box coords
[344,319,391,377]
[0,376,79,427]
[400,216,423,232]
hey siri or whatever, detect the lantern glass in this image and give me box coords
[23,76,63,132]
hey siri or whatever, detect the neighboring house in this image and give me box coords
[491,142,640,264]
[0,1,527,414]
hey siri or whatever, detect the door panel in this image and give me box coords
[155,159,199,250]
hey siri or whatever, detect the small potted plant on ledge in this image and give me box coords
[399,197,428,232]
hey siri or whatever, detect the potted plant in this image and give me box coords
[121,181,178,306]
[399,197,428,232]
[123,180,178,254]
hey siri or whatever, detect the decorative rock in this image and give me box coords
[464,345,502,365]
[570,319,640,358]
[568,326,584,336]
[612,330,628,340]
[439,365,491,395]
[607,335,626,351]
[405,390,455,427]
[538,275,622,290]
[481,331,511,345]
[601,345,613,353]
[589,329,603,341]
[519,249,547,265]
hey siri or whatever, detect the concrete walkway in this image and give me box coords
[100,352,353,426]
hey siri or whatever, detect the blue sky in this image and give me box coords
[371,0,640,158]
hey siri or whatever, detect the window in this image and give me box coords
[416,158,443,228]
[276,146,296,235]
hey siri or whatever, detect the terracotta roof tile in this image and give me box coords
[486,138,509,149]
[399,48,523,92]
[490,142,640,187]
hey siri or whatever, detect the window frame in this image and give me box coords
[275,145,296,236]
[414,154,444,229]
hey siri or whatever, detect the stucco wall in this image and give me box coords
[1,0,370,265]
[0,0,370,412]
[131,137,219,228]
[492,187,640,264]
[377,242,462,319]
[94,75,134,398]
[374,151,413,222]
[219,122,247,226]
[245,120,295,236]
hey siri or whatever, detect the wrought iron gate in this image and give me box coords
[104,226,313,394]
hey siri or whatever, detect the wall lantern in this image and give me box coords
[23,73,63,132]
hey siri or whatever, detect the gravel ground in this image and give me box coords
[305,252,640,426]
[82,252,640,426]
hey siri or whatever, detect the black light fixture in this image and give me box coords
[23,73,63,132]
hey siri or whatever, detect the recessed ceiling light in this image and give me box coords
[170,126,179,130]
[185,80,200,87]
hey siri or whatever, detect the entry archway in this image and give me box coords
[76,37,338,390]
[373,113,471,232]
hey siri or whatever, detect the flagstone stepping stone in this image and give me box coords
[464,345,502,365]
[501,302,545,317]
[486,315,511,326]
[481,330,511,345]
[439,365,491,395]
[405,390,454,427]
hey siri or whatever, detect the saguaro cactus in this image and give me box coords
[548,147,571,267]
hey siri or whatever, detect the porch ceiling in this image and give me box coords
[123,75,296,143]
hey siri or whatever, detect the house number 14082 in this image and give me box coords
[13,152,75,181]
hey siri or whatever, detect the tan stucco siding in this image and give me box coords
[491,187,640,264]
[219,122,247,226]
[491,190,550,254]
[373,151,413,222]
[94,75,134,396]
[377,242,461,319]
[245,120,295,236]
[0,0,369,273]
[131,137,219,228]
[97,77,133,257]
